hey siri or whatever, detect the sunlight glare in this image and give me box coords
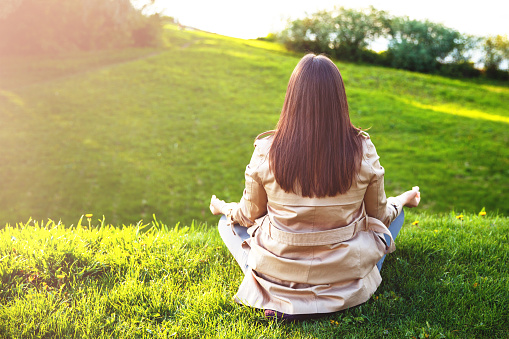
[152,0,509,40]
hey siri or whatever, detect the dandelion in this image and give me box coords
[473,282,478,288]
[412,220,419,226]
[456,214,463,220]
[86,213,93,228]
[479,211,486,216]
[434,229,439,233]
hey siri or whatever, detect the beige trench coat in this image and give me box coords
[228,131,403,315]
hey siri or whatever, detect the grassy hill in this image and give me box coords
[1,25,508,227]
[0,25,508,338]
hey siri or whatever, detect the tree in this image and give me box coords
[482,35,509,71]
[278,10,334,54]
[387,18,462,73]
[0,0,163,55]
[278,7,390,62]
[329,6,390,60]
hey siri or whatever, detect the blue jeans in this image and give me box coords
[218,210,405,273]
[376,210,405,271]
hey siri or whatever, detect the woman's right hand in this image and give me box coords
[399,186,421,208]
[209,195,225,215]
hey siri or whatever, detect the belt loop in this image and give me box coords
[261,215,271,238]
[267,216,272,238]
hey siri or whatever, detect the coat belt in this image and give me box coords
[257,215,367,246]
[256,214,395,253]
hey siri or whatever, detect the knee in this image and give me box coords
[217,215,229,238]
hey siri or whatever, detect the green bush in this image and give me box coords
[357,49,392,66]
[439,62,481,78]
[256,33,278,42]
[484,67,509,80]
[131,14,163,47]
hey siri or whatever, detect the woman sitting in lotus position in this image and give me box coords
[210,54,421,321]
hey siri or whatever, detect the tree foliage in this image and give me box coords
[278,10,333,55]
[387,18,462,73]
[481,35,509,78]
[278,7,389,61]
[329,6,390,60]
[0,0,163,55]
[277,6,507,80]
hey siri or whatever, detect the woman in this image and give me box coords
[210,54,420,321]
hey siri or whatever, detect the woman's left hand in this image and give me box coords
[400,186,421,208]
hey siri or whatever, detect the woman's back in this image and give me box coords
[239,130,400,233]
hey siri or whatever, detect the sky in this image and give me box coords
[150,0,509,40]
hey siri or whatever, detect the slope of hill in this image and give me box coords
[0,25,508,227]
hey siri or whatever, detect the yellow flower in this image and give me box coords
[412,220,419,225]
[479,211,486,216]
[434,229,439,233]
[473,282,478,288]
[56,274,65,279]
[85,214,93,218]
[456,215,463,220]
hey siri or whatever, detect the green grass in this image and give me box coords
[0,25,508,227]
[0,213,507,338]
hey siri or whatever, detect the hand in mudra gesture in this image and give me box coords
[399,186,421,208]
[209,195,224,215]
[209,195,237,215]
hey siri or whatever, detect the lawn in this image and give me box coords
[0,212,507,338]
[1,25,508,227]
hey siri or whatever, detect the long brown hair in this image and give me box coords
[269,54,363,198]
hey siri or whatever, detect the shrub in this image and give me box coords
[132,13,163,47]
[357,49,392,66]
[439,62,481,78]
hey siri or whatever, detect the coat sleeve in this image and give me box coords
[363,139,403,227]
[230,143,268,227]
